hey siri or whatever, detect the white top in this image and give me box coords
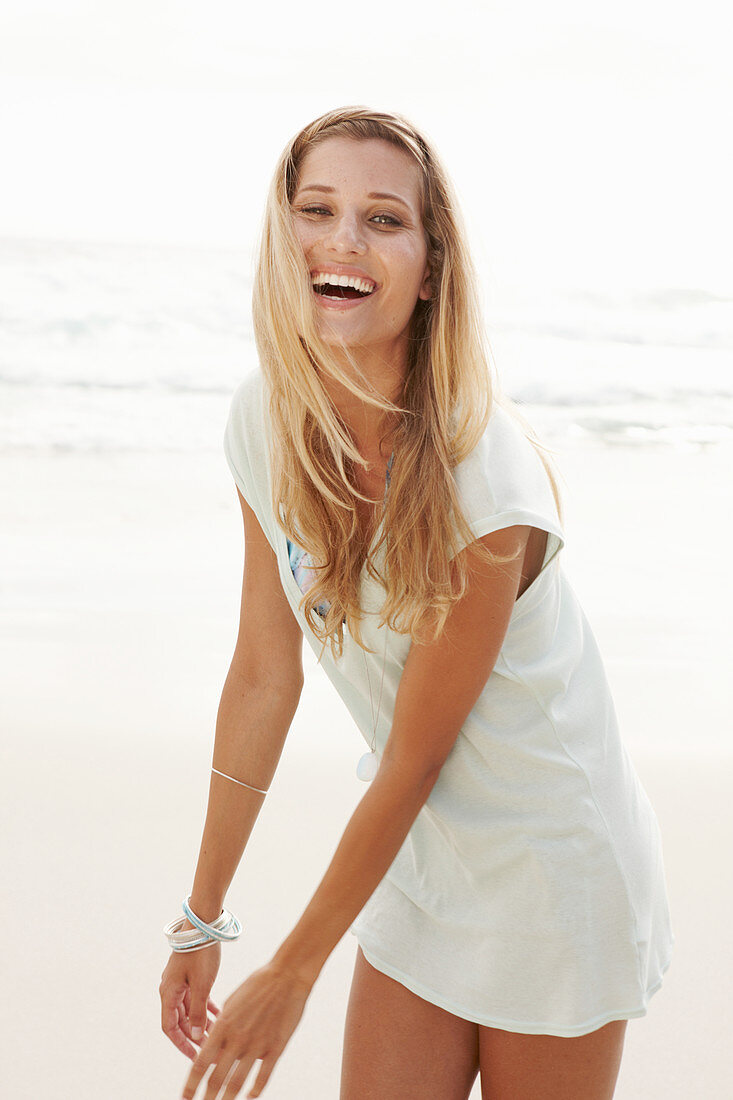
[223,369,674,1037]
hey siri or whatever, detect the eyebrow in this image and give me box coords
[295,184,413,211]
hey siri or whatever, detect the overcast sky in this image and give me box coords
[1,0,729,292]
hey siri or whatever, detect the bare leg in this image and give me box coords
[340,946,480,1100]
[479,1018,628,1099]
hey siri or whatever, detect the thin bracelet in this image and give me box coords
[164,913,235,952]
[164,902,242,952]
[211,767,268,795]
[182,896,242,942]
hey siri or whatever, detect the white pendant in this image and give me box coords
[356,751,379,782]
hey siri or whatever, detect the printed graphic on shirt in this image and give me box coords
[286,538,333,619]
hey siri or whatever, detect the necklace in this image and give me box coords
[355,450,393,783]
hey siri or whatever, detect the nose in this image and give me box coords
[323,211,366,255]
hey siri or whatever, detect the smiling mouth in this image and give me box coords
[311,274,377,301]
[316,286,365,303]
[314,283,369,300]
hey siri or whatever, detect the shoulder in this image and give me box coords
[451,399,565,555]
[226,369,267,435]
[453,401,552,506]
[224,370,270,465]
[223,370,275,537]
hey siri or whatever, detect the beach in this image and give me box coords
[1,0,731,1087]
[2,436,731,1098]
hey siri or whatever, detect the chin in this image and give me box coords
[318,325,369,349]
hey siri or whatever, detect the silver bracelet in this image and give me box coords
[211,767,268,795]
[163,898,242,953]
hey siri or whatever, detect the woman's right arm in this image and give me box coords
[160,486,304,1059]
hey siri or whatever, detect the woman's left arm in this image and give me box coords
[182,525,530,1100]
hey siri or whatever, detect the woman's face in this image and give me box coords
[291,136,431,368]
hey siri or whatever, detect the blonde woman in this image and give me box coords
[160,107,673,1100]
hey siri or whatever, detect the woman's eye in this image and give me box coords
[295,206,401,226]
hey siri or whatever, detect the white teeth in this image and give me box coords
[311,272,376,294]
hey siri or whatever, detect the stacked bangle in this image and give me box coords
[164,896,243,953]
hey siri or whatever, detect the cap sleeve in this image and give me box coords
[451,403,565,571]
[223,370,279,555]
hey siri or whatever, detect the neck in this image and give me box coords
[318,345,405,459]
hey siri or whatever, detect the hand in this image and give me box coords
[181,960,313,1100]
[160,940,223,1060]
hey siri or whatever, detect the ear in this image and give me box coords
[418,262,432,301]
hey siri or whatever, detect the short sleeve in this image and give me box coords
[451,402,566,571]
[223,370,279,554]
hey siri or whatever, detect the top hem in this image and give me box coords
[353,934,673,1039]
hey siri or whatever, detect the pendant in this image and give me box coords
[356,751,379,782]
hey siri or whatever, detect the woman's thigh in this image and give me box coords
[340,946,480,1100]
[478,1018,628,1100]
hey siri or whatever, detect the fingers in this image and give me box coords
[246,1053,278,1099]
[181,1036,235,1100]
[180,986,218,1044]
[183,1013,206,1059]
[161,988,198,1061]
[181,1037,268,1100]
[160,993,213,1062]
[224,1058,261,1100]
[185,1051,278,1100]
[168,1016,198,1060]
[189,991,211,1042]
[179,1005,218,1052]
[202,1052,251,1100]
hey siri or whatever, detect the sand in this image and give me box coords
[2,438,731,1098]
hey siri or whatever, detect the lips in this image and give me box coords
[313,286,376,310]
[311,272,377,304]
[314,283,369,300]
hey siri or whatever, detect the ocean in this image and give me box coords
[1,235,731,455]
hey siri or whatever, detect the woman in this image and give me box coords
[159,107,673,1100]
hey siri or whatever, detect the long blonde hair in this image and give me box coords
[252,106,562,659]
